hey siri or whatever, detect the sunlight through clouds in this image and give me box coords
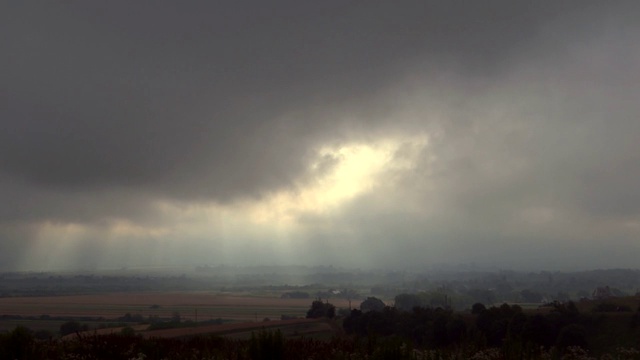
[107,219,171,239]
[24,221,90,270]
[247,135,429,226]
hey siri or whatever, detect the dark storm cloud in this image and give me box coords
[1,1,639,270]
[1,2,605,201]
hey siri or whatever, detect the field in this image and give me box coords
[0,292,351,336]
[139,318,337,339]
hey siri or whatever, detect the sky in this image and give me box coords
[1,1,639,271]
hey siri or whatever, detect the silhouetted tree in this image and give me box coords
[306,300,335,319]
[471,302,486,314]
[360,297,385,312]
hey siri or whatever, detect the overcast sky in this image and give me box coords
[1,1,639,271]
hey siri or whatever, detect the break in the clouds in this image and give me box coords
[1,1,639,271]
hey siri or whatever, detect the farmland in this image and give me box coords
[0,291,351,337]
[2,268,640,359]
[0,292,351,320]
[140,318,335,339]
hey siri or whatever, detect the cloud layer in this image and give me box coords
[1,2,639,270]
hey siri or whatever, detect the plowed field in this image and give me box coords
[0,292,351,322]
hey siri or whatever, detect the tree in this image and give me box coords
[306,300,335,319]
[471,303,486,315]
[360,297,385,312]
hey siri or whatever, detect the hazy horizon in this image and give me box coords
[2,2,639,272]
